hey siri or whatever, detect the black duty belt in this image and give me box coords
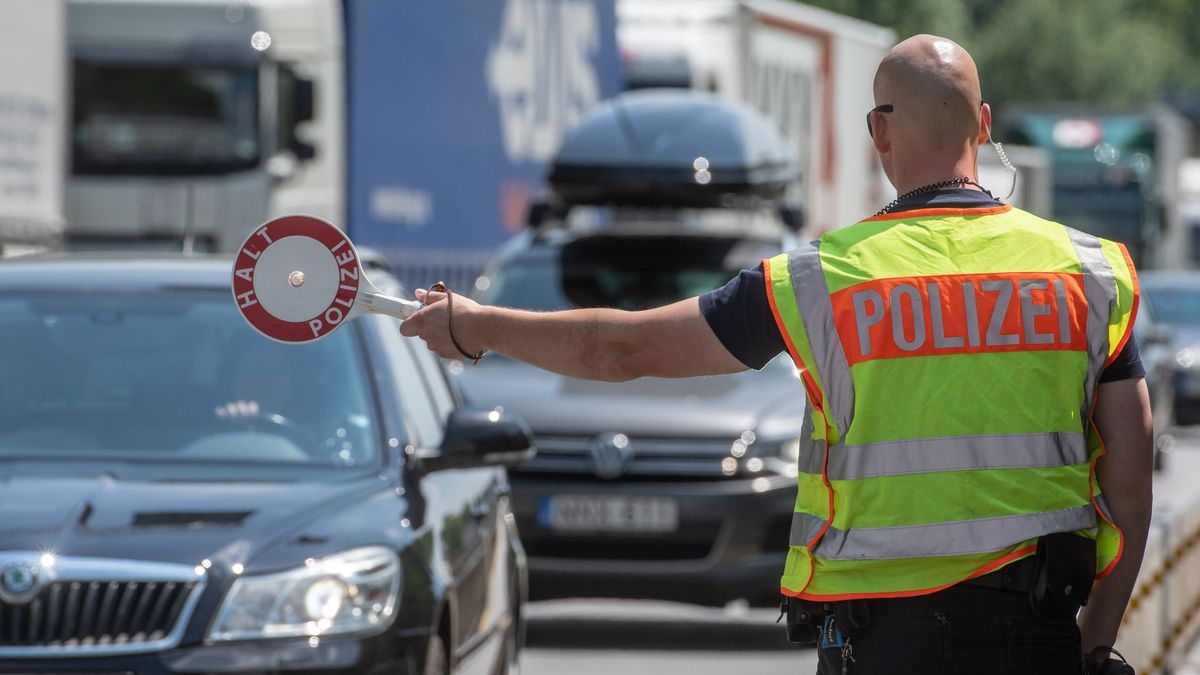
[959,554,1039,593]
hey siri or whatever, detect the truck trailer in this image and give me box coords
[617,0,894,235]
[0,0,67,255]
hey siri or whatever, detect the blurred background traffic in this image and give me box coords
[5,1,1200,674]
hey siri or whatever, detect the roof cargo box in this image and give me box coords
[548,89,795,207]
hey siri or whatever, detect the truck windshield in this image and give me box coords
[72,61,260,175]
[1054,182,1148,264]
[0,292,379,468]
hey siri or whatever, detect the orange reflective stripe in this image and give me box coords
[1107,243,1140,367]
[829,272,1088,366]
[857,203,1013,223]
[763,257,824,412]
[782,545,1038,602]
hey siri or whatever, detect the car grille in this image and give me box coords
[0,554,205,656]
[522,435,737,478]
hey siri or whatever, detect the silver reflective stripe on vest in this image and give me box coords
[1064,227,1116,418]
[1094,493,1116,524]
[797,411,827,479]
[787,243,855,435]
[790,504,1096,560]
[798,431,1090,480]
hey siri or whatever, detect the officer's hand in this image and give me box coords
[399,287,487,360]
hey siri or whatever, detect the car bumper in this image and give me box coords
[511,474,796,607]
[0,631,429,674]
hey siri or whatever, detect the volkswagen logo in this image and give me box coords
[588,432,634,479]
[0,562,39,604]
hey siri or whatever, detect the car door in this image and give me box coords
[381,327,507,671]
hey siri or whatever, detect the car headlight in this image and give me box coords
[736,435,801,478]
[208,546,400,642]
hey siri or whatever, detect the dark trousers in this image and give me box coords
[812,583,1083,674]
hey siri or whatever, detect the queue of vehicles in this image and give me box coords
[0,2,854,667]
[7,1,1200,673]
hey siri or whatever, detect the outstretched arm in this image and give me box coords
[1078,377,1154,656]
[399,287,748,381]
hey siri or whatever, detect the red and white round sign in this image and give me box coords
[232,215,362,344]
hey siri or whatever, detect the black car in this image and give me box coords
[0,256,531,674]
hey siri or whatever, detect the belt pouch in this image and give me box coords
[784,597,821,645]
[1031,532,1096,623]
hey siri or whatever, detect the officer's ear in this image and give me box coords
[870,113,891,155]
[978,102,993,146]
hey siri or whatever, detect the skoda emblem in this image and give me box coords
[588,432,634,479]
[0,562,39,603]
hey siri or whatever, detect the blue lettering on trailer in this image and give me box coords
[345,0,623,253]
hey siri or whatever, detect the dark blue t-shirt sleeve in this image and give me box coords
[698,263,785,370]
[1099,333,1145,383]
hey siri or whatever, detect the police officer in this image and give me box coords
[403,35,1152,675]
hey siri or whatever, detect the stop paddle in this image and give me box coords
[231,215,423,343]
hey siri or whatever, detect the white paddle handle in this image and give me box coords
[359,290,423,320]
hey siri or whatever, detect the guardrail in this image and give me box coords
[1117,439,1200,673]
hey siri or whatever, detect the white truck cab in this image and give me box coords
[66,0,342,252]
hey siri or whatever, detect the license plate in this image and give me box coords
[538,495,679,533]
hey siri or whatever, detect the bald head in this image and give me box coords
[870,35,989,192]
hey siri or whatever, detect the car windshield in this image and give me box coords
[1145,285,1200,327]
[72,60,260,175]
[480,234,774,311]
[479,233,794,372]
[0,291,380,468]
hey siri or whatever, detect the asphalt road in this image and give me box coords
[521,599,817,674]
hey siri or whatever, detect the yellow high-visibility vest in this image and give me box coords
[764,204,1138,601]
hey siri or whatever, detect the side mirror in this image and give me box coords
[292,140,317,161]
[778,204,804,233]
[418,409,535,472]
[292,77,314,123]
[527,201,553,228]
[284,74,316,162]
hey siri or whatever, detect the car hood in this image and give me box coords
[455,357,806,440]
[0,463,405,572]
